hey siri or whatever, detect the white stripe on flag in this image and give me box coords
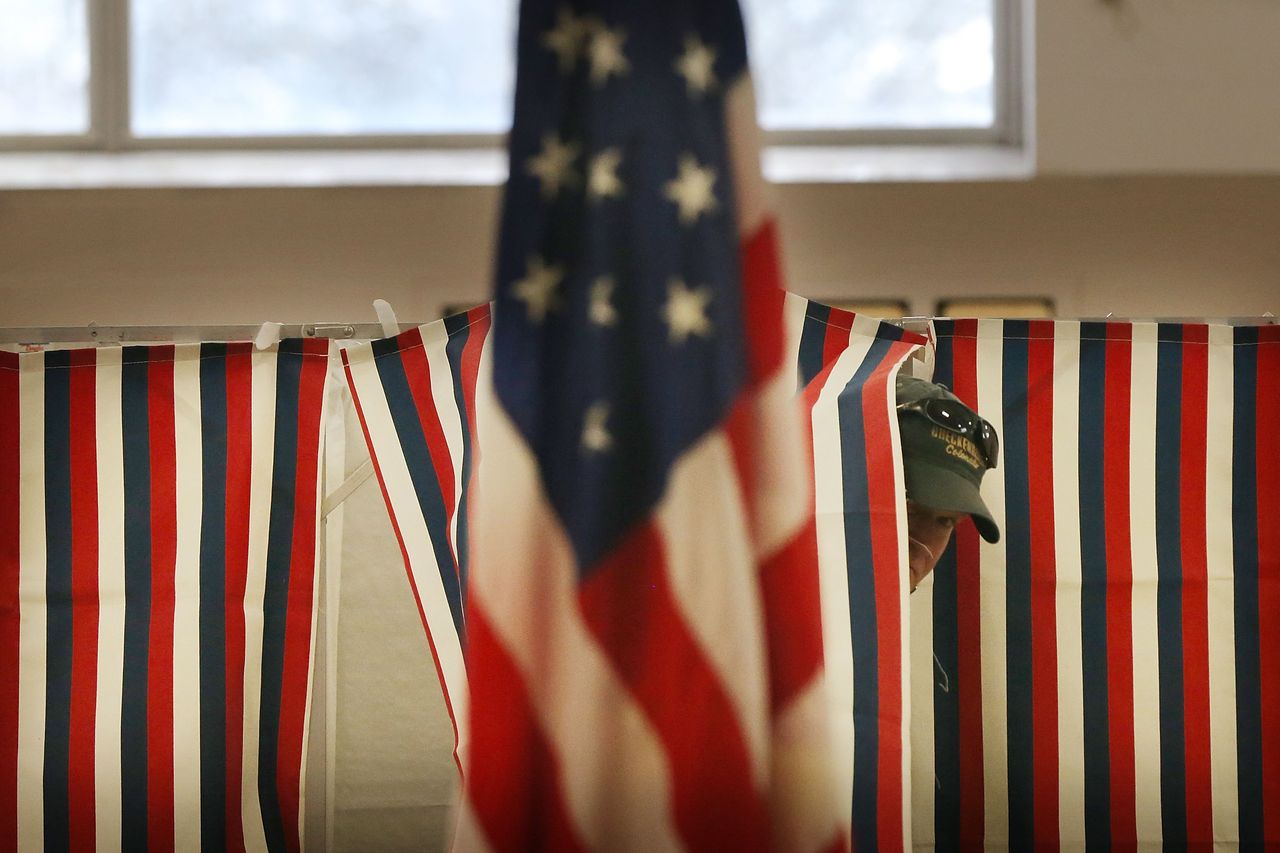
[976,319,1009,845]
[342,344,470,759]
[1051,321,1087,846]
[17,353,47,853]
[750,351,814,559]
[94,347,125,853]
[770,667,844,852]
[656,432,768,787]
[240,347,277,852]
[1127,323,1163,842]
[421,319,469,568]
[468,351,682,853]
[1204,324,1239,843]
[172,346,204,851]
[724,76,768,239]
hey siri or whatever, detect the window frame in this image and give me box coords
[0,0,1023,153]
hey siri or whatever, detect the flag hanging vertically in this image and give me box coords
[343,294,926,851]
[457,0,844,847]
[911,319,1280,849]
[0,340,329,852]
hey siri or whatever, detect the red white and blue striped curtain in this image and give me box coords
[793,297,922,851]
[341,307,490,774]
[342,293,923,847]
[0,340,330,851]
[911,319,1280,849]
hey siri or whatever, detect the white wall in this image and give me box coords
[1035,0,1280,174]
[2,176,1275,328]
[3,1,1280,329]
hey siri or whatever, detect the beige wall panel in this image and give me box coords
[2,177,1277,329]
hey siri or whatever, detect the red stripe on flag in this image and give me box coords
[1178,325,1214,843]
[722,398,760,533]
[147,348,177,853]
[68,349,100,851]
[224,343,253,852]
[341,354,464,776]
[578,521,771,853]
[1103,325,1137,845]
[783,324,839,716]
[949,320,986,848]
[276,340,328,852]
[759,515,824,713]
[1027,321,1060,846]
[739,220,786,385]
[464,606,588,852]
[0,354,19,848]
[1255,327,1280,842]
[863,341,915,852]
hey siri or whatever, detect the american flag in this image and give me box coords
[343,294,929,850]
[0,340,329,851]
[455,0,849,847]
[911,319,1280,848]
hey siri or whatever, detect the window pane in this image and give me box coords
[743,0,995,130]
[0,0,89,134]
[131,0,517,136]
[131,0,995,138]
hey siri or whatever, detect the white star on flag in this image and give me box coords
[542,7,587,72]
[580,401,614,453]
[526,134,579,198]
[674,35,717,96]
[589,276,618,327]
[587,148,625,201]
[663,278,713,343]
[587,23,629,86]
[511,255,564,322]
[664,154,718,224]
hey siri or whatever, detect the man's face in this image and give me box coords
[906,499,967,593]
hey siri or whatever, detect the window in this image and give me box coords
[1,0,1017,151]
[0,0,90,135]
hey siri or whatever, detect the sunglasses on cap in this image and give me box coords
[897,397,1000,470]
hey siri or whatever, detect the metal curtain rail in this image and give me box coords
[895,315,1276,335]
[1072,315,1275,325]
[0,322,423,346]
[2,314,1273,347]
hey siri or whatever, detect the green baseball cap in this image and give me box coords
[896,375,1001,544]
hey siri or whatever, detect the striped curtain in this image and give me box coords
[911,319,1280,849]
[342,294,924,848]
[0,340,330,851]
[340,307,490,772]
[794,298,922,851]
